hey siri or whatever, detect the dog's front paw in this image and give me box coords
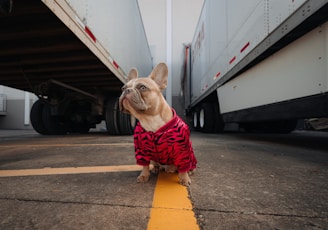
[137,166,150,183]
[178,172,191,186]
[137,174,150,183]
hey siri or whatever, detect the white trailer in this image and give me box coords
[0,0,152,135]
[182,0,328,133]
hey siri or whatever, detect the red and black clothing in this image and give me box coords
[134,109,197,173]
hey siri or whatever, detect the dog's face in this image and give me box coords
[119,63,168,120]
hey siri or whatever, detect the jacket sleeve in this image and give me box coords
[134,124,151,166]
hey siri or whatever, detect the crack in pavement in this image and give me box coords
[0,197,151,209]
[195,207,328,219]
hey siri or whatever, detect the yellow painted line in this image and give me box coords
[0,165,142,177]
[147,172,199,230]
[0,143,133,148]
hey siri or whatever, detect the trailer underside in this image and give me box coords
[0,0,137,135]
[0,0,123,96]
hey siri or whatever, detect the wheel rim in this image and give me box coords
[193,112,198,128]
[199,109,205,128]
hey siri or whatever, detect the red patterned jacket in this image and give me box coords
[134,109,197,173]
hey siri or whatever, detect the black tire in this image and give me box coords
[199,103,216,133]
[42,103,67,135]
[105,98,120,135]
[118,112,136,135]
[30,100,48,135]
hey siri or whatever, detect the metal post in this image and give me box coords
[24,92,30,125]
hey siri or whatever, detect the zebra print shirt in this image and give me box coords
[134,109,197,173]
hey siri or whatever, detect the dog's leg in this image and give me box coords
[178,172,191,186]
[137,166,150,183]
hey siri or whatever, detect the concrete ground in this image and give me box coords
[0,129,327,229]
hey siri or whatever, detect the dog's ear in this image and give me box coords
[149,62,168,90]
[128,68,138,80]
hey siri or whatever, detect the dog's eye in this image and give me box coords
[138,85,147,91]
[121,85,127,91]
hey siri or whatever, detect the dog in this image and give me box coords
[119,62,197,186]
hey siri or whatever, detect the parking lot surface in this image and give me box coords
[0,129,327,229]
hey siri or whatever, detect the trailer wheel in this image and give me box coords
[105,98,120,135]
[30,100,48,135]
[199,103,216,133]
[119,112,136,135]
[42,103,67,135]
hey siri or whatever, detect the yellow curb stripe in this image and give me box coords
[147,172,199,230]
[0,165,142,177]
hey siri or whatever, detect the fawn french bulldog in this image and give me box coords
[119,63,197,186]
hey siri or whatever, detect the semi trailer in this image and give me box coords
[182,0,328,133]
[0,0,152,135]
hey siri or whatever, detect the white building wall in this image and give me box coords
[0,86,37,130]
[138,0,167,67]
[138,0,204,96]
[172,0,204,97]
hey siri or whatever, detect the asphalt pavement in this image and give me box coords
[0,129,327,229]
